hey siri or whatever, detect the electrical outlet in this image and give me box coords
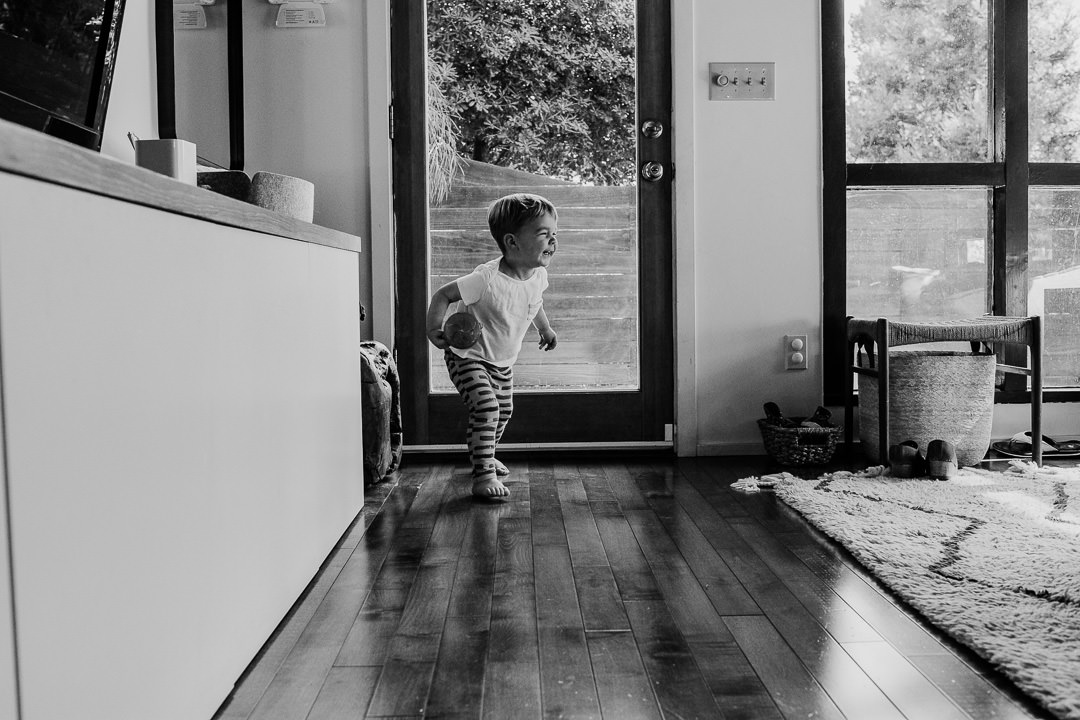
[785,335,808,370]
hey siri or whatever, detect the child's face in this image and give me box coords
[507,212,558,269]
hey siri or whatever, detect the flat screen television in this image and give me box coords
[0,1,127,151]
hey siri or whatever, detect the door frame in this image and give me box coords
[391,0,674,449]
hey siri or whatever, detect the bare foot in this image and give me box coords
[472,476,509,500]
[493,458,510,476]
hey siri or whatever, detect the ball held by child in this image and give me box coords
[443,311,484,349]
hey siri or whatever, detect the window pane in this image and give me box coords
[1029,0,1080,161]
[426,0,640,394]
[1030,188,1080,387]
[845,0,990,162]
[847,188,990,322]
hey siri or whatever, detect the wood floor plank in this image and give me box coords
[572,565,630,632]
[214,481,421,720]
[667,464,754,550]
[364,632,441,717]
[718,542,879,644]
[677,457,755,519]
[337,476,400,551]
[623,599,725,719]
[843,641,971,720]
[730,508,945,654]
[641,491,761,616]
[622,509,739,645]
[528,466,568,547]
[425,614,489,720]
[239,479,438,720]
[600,462,652,511]
[241,554,390,720]
[363,479,462,717]
[687,639,784,720]
[557,477,608,567]
[535,544,601,718]
[576,462,617,504]
[586,630,662,720]
[483,516,541,719]
[538,627,600,719]
[723,615,846,720]
[734,548,902,716]
[215,457,1055,720]
[307,667,381,720]
[335,610,401,667]
[717,548,905,719]
[593,514,662,601]
[447,510,499,619]
[909,653,1049,720]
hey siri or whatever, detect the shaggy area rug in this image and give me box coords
[750,461,1080,720]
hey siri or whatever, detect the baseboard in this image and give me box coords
[695,441,768,456]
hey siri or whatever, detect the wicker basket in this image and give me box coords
[757,418,843,466]
[858,349,995,466]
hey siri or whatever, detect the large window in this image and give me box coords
[823,0,1080,403]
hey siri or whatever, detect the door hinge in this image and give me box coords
[388,103,394,142]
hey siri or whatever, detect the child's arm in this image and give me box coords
[426,280,462,349]
[533,306,557,351]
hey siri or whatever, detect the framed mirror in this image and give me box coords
[155,0,244,170]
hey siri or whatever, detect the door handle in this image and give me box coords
[640,161,665,182]
[641,119,664,138]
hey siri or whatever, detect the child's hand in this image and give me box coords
[427,328,450,350]
[538,327,558,351]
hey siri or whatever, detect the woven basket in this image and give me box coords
[858,349,995,466]
[757,418,843,466]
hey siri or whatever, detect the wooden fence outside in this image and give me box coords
[428,160,639,392]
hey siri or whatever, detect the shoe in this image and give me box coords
[805,406,833,427]
[888,440,924,478]
[926,439,958,480]
[990,431,1080,458]
[763,402,797,428]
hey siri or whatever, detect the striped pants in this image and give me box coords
[445,351,513,482]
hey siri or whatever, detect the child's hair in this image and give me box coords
[487,193,557,253]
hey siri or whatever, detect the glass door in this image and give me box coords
[392,0,673,447]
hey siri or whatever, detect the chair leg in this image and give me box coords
[844,340,855,458]
[877,319,890,466]
[1030,316,1043,466]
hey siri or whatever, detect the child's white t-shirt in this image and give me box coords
[448,258,548,367]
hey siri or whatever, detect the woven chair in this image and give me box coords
[844,316,1044,466]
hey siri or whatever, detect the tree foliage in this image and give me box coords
[846,0,1080,162]
[426,0,636,185]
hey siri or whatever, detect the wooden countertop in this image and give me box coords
[0,119,361,254]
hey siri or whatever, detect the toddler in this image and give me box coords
[426,193,559,499]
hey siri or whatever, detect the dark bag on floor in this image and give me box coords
[359,341,403,485]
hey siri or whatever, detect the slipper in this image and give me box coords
[990,431,1080,458]
[926,439,958,480]
[888,440,924,478]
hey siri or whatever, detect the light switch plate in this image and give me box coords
[709,62,775,101]
[275,2,326,27]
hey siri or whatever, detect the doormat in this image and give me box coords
[751,462,1080,720]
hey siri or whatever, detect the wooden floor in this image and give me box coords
[212,456,1053,720]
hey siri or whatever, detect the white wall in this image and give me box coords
[112,0,377,338]
[678,0,825,454]
[674,0,1076,455]
[241,0,374,337]
[95,1,1080,458]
